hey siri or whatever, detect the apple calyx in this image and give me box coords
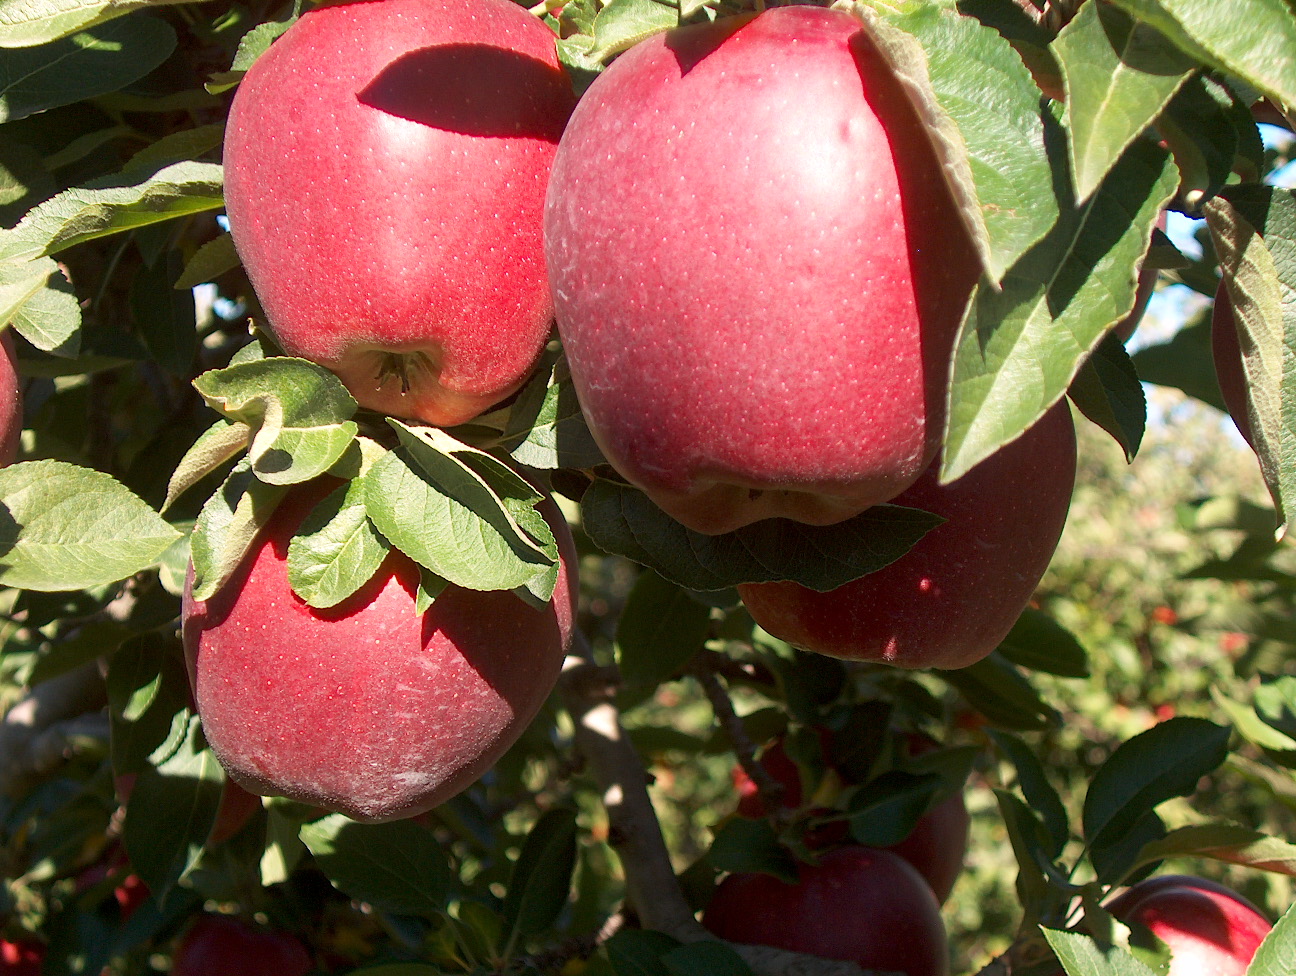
[375,349,438,397]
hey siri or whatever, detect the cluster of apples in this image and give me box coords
[202,0,1083,819]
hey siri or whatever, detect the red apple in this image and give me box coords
[0,330,21,466]
[544,6,981,535]
[0,937,44,976]
[702,846,949,976]
[733,731,968,903]
[223,0,576,427]
[1105,875,1271,976]
[1210,283,1254,447]
[737,404,1076,670]
[172,914,312,976]
[182,480,577,822]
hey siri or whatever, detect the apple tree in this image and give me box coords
[1,0,1296,974]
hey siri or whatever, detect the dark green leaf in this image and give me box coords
[662,941,754,976]
[942,652,1058,731]
[583,480,941,592]
[617,571,711,687]
[989,731,1070,858]
[131,248,196,376]
[996,608,1091,678]
[707,818,799,883]
[502,808,578,942]
[1069,333,1147,461]
[606,929,682,976]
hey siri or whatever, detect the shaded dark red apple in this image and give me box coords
[0,330,21,466]
[545,5,981,534]
[1210,283,1254,447]
[223,0,576,426]
[738,405,1076,669]
[1106,875,1271,976]
[702,846,949,976]
[182,479,577,822]
[172,914,312,976]
[733,730,968,903]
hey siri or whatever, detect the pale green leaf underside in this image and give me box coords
[0,159,223,263]
[1111,0,1296,110]
[588,0,677,62]
[0,459,181,590]
[942,138,1178,482]
[1055,0,1194,202]
[0,0,206,47]
[188,460,287,601]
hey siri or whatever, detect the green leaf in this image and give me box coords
[1251,898,1296,976]
[1082,717,1231,870]
[583,480,941,592]
[106,632,192,776]
[989,731,1070,858]
[131,248,196,376]
[0,460,181,590]
[941,652,1057,731]
[1211,686,1296,753]
[662,942,754,976]
[502,350,606,470]
[207,17,294,92]
[0,0,208,47]
[1110,0,1296,111]
[995,607,1091,679]
[994,789,1053,911]
[0,15,175,122]
[162,419,251,515]
[502,808,578,944]
[188,459,287,601]
[1068,332,1147,461]
[1204,186,1296,535]
[942,136,1177,482]
[1054,1,1194,203]
[174,232,239,289]
[287,480,391,610]
[0,256,79,355]
[856,1,1060,283]
[707,817,799,883]
[1043,927,1159,976]
[362,424,553,593]
[0,159,223,263]
[1158,74,1261,206]
[1131,310,1225,410]
[606,930,682,976]
[588,0,677,62]
[847,770,942,847]
[193,357,359,486]
[616,571,710,688]
[1130,822,1296,876]
[0,138,54,226]
[121,715,224,904]
[299,814,454,917]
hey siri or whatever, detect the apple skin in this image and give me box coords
[733,731,969,904]
[737,404,1076,670]
[702,846,949,976]
[182,480,577,823]
[172,914,313,976]
[1105,875,1271,976]
[0,330,21,466]
[545,6,981,535]
[1210,284,1254,447]
[223,0,576,427]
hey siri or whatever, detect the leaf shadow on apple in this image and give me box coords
[359,45,572,140]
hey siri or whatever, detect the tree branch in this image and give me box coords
[0,662,108,796]
[557,636,868,976]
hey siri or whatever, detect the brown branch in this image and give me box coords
[557,637,869,976]
[0,662,108,796]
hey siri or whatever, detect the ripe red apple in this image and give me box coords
[223,0,576,426]
[0,937,44,976]
[0,330,21,466]
[1105,875,1271,976]
[702,846,949,976]
[544,6,981,535]
[737,404,1076,669]
[182,480,577,822]
[172,914,312,976]
[1210,283,1254,447]
[733,731,969,903]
